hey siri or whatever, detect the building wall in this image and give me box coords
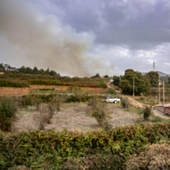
[155,106,164,113]
[165,107,170,115]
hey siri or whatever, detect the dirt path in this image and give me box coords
[153,109,170,119]
[111,86,144,108]
[112,86,170,119]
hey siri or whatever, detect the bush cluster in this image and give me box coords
[126,142,170,170]
[63,153,124,170]
[1,122,170,169]
[0,79,29,87]
[88,97,111,131]
[28,79,107,88]
[0,97,17,131]
[66,94,91,103]
[121,97,129,110]
[143,106,153,121]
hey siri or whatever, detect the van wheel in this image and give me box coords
[114,101,117,104]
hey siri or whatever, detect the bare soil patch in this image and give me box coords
[0,87,30,96]
[0,86,107,96]
[13,103,140,133]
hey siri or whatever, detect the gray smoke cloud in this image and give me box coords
[0,0,115,77]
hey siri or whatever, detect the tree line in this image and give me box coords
[113,69,161,95]
[0,63,60,76]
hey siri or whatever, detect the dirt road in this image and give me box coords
[111,85,170,119]
[153,109,170,119]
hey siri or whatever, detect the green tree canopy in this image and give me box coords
[33,66,39,74]
[120,69,150,95]
[146,71,159,87]
[113,76,120,86]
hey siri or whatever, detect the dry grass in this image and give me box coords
[12,103,140,133]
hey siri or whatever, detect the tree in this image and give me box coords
[45,68,49,74]
[39,68,45,74]
[18,66,26,73]
[104,75,109,78]
[0,63,5,71]
[120,69,150,95]
[120,79,132,93]
[113,76,120,86]
[33,66,39,74]
[25,67,32,74]
[49,70,57,76]
[143,106,152,121]
[146,71,159,87]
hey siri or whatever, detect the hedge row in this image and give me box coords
[1,122,170,169]
[17,93,91,107]
[0,79,29,88]
[28,79,107,88]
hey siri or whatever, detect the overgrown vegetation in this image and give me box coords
[0,97,17,131]
[66,86,92,102]
[145,71,159,87]
[1,122,170,169]
[120,69,150,95]
[126,142,170,170]
[143,106,153,121]
[35,105,49,130]
[35,99,59,130]
[0,63,59,76]
[0,63,107,88]
[88,97,112,131]
[121,97,129,110]
[151,116,164,123]
[0,79,29,87]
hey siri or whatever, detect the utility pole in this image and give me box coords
[158,74,161,105]
[133,77,135,97]
[163,81,165,105]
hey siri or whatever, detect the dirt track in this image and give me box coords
[113,87,170,119]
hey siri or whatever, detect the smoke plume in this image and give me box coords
[0,0,115,77]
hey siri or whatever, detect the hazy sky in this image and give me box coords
[1,0,170,76]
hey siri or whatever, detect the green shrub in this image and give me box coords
[143,106,153,121]
[20,94,57,107]
[121,97,129,110]
[88,97,111,131]
[99,80,107,89]
[0,79,29,87]
[106,88,116,95]
[151,116,164,123]
[0,97,17,131]
[2,122,170,169]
